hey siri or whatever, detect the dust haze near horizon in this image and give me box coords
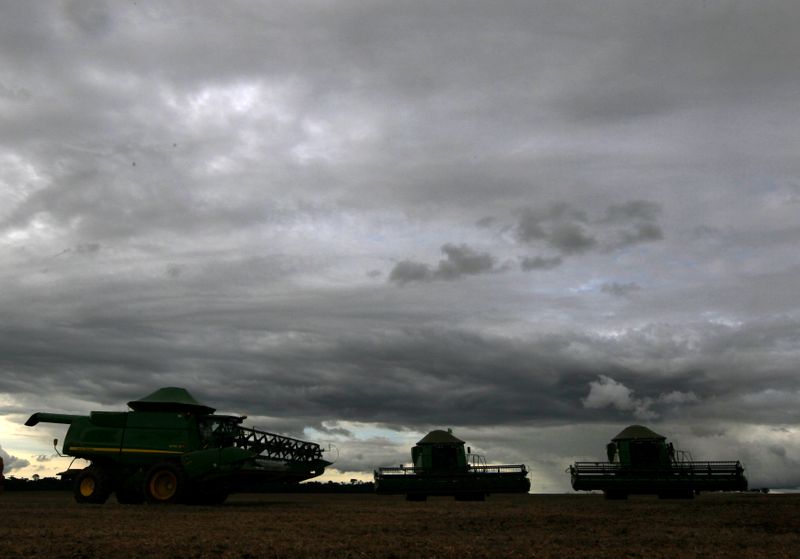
[2,1,800,491]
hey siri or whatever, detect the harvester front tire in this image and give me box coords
[73,465,112,504]
[144,463,185,504]
[406,493,427,501]
[603,490,628,500]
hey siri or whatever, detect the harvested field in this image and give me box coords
[1,492,798,558]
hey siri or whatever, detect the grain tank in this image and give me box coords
[374,429,530,501]
[569,424,747,499]
[25,387,330,504]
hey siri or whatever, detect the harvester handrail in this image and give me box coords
[469,464,528,474]
[374,466,423,475]
[571,460,744,477]
[234,425,324,463]
[376,464,527,476]
[572,460,742,467]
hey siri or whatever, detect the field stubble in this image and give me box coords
[1,492,798,558]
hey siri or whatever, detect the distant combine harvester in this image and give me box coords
[569,425,747,499]
[25,387,331,505]
[374,429,530,501]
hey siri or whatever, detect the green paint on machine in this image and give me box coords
[24,387,330,505]
[373,429,530,501]
[569,424,748,500]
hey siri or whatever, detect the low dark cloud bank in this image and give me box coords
[4,312,799,429]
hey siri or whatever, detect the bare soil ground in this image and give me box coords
[1,492,798,558]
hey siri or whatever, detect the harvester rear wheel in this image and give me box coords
[73,465,112,504]
[406,493,427,501]
[603,490,628,500]
[144,463,185,504]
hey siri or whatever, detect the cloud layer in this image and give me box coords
[2,1,800,490]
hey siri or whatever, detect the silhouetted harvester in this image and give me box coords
[25,387,330,504]
[374,429,530,501]
[569,425,747,499]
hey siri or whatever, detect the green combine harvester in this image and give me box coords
[569,425,747,499]
[25,387,330,504]
[374,429,530,501]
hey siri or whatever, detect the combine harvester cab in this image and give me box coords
[25,387,330,505]
[374,429,530,501]
[569,425,747,500]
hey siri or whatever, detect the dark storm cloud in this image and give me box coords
[436,244,497,280]
[389,244,497,284]
[520,256,563,272]
[2,322,579,426]
[547,223,597,254]
[515,204,589,244]
[602,201,665,249]
[5,297,800,429]
[388,261,435,284]
[600,282,641,298]
[515,200,662,255]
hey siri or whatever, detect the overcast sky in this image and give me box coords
[2,1,800,491]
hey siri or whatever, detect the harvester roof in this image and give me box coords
[612,424,666,441]
[127,387,215,414]
[417,429,465,445]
